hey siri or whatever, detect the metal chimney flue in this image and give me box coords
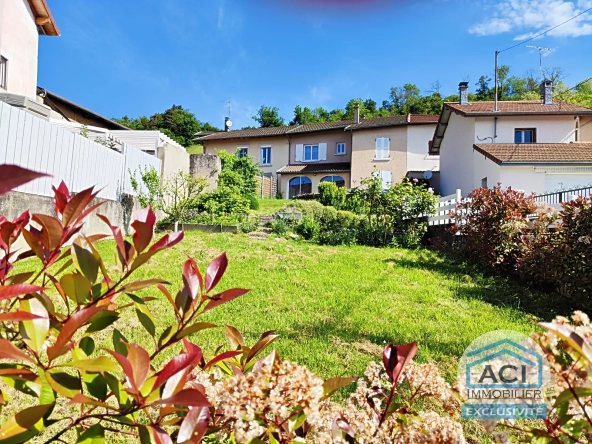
[354,104,360,124]
[458,82,469,105]
[540,80,553,105]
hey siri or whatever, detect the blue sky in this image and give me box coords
[38,0,592,129]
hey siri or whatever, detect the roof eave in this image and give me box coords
[27,0,60,36]
[500,161,592,166]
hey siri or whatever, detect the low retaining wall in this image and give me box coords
[160,223,238,233]
[0,191,143,251]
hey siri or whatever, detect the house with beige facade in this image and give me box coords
[196,107,439,198]
[432,81,592,196]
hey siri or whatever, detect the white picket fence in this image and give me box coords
[428,189,462,226]
[0,101,160,201]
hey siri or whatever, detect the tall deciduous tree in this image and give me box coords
[252,106,286,128]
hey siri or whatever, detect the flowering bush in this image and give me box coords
[450,184,536,272]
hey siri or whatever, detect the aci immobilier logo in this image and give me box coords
[458,330,555,420]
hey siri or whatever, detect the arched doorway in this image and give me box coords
[320,175,346,188]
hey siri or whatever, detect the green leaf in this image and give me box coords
[46,370,82,399]
[80,337,95,356]
[63,357,119,374]
[85,311,119,334]
[104,372,129,408]
[554,387,592,408]
[0,404,53,444]
[19,297,49,353]
[60,273,92,304]
[112,329,129,357]
[322,377,357,400]
[158,325,178,349]
[83,372,108,401]
[176,322,218,340]
[135,308,155,338]
[72,243,99,284]
[77,424,105,444]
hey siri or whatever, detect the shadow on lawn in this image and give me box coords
[391,250,560,321]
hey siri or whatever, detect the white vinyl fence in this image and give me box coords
[0,101,160,201]
[428,189,462,226]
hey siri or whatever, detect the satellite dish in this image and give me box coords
[423,170,433,180]
[225,119,233,128]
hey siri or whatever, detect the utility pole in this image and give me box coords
[526,46,552,80]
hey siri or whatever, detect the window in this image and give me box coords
[375,137,390,159]
[237,147,248,158]
[0,56,6,90]
[289,176,312,198]
[320,175,346,188]
[304,145,319,161]
[514,128,536,143]
[261,146,271,165]
[481,177,488,189]
[336,142,346,155]
[373,170,392,189]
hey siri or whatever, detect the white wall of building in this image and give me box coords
[473,150,501,190]
[474,115,576,144]
[406,124,439,172]
[0,0,39,99]
[498,166,546,194]
[439,113,475,196]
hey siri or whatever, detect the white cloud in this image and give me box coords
[470,0,592,39]
[309,86,332,104]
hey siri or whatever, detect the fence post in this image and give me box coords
[455,189,462,203]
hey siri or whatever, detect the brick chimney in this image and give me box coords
[354,104,360,124]
[540,80,553,105]
[458,82,469,105]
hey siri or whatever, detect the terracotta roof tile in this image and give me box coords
[473,143,592,165]
[277,162,351,174]
[287,120,354,133]
[446,101,592,116]
[408,114,441,123]
[195,126,295,141]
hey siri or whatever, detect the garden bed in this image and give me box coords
[159,222,239,233]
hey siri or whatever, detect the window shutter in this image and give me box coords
[375,138,382,159]
[295,144,304,162]
[319,143,327,160]
[381,170,392,189]
[383,138,390,159]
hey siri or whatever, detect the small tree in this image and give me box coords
[129,166,161,208]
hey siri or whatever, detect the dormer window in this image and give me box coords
[514,128,536,143]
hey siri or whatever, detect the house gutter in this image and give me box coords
[500,161,592,166]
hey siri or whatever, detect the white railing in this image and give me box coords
[0,101,160,201]
[428,189,462,226]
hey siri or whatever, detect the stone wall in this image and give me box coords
[189,154,220,190]
[0,191,143,251]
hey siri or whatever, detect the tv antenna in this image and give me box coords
[227,101,231,117]
[526,46,552,80]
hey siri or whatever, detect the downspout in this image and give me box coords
[494,116,498,143]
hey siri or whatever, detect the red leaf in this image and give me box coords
[48,306,105,362]
[203,288,249,313]
[61,187,97,227]
[0,338,34,363]
[0,165,48,196]
[0,311,45,322]
[152,388,211,408]
[382,342,418,386]
[182,339,202,355]
[52,181,70,216]
[203,351,241,370]
[0,284,46,302]
[178,406,210,443]
[182,258,203,300]
[103,348,136,390]
[97,215,127,264]
[127,343,150,390]
[150,426,174,444]
[205,253,227,293]
[153,349,202,391]
[130,207,156,253]
[148,231,184,255]
[32,214,64,251]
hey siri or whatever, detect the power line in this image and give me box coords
[499,6,592,53]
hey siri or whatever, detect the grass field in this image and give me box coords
[253,198,289,214]
[91,231,546,383]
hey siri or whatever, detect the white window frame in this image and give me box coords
[336,142,346,155]
[260,146,271,165]
[304,144,319,162]
[514,128,536,144]
[237,146,248,158]
[375,137,390,160]
[0,56,7,90]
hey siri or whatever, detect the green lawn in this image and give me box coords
[93,232,545,383]
[252,198,290,214]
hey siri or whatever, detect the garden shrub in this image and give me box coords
[393,221,429,249]
[294,215,320,240]
[198,185,250,216]
[450,184,535,272]
[239,215,260,233]
[316,210,359,246]
[248,194,260,210]
[270,216,290,236]
[318,181,347,209]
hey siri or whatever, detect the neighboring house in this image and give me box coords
[432,81,592,196]
[196,106,439,198]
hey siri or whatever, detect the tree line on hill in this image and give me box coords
[114,65,592,145]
